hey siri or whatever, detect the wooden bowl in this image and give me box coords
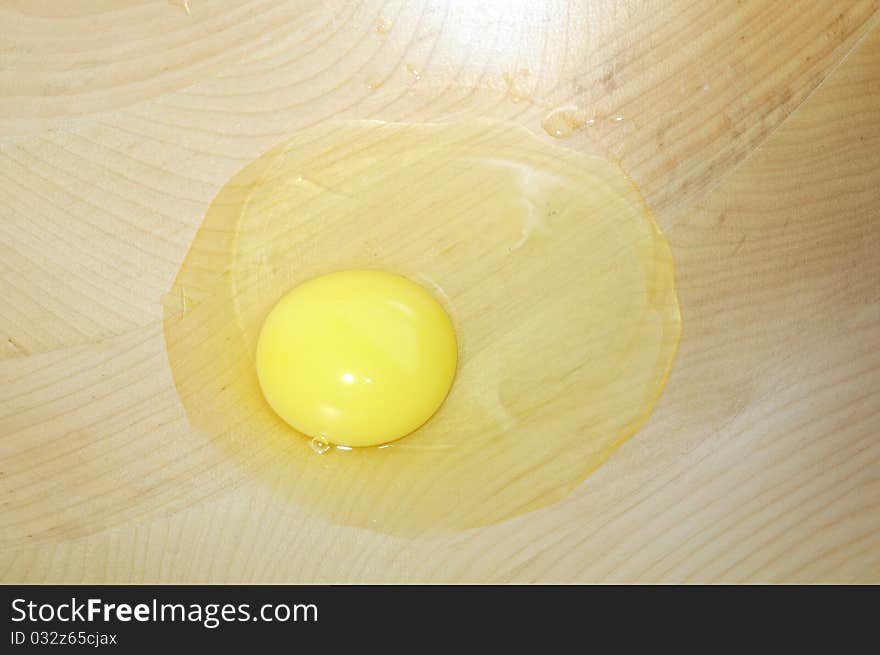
[1,0,878,583]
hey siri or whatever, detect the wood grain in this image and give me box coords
[1,0,878,582]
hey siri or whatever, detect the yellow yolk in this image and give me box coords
[255,270,458,448]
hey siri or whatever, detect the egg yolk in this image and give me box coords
[255,270,458,448]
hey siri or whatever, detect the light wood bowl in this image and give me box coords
[2,0,878,583]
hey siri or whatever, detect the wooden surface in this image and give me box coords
[2,0,879,583]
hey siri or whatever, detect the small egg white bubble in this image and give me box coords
[310,435,331,455]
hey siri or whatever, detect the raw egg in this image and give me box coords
[255,270,457,448]
[163,119,681,535]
